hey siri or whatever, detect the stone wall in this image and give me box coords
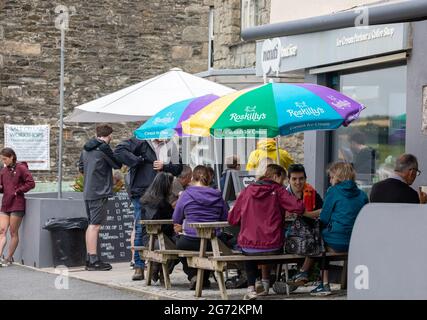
[0,0,210,183]
[213,0,271,69]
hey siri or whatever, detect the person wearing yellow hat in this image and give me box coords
[246,138,294,171]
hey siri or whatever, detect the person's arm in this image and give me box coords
[16,167,35,194]
[172,194,186,225]
[319,190,336,226]
[99,143,122,169]
[78,152,84,174]
[219,199,229,221]
[163,144,183,176]
[315,192,324,210]
[280,149,294,169]
[113,139,144,168]
[245,151,257,171]
[0,172,3,194]
[303,209,321,219]
[278,188,305,215]
[228,190,245,226]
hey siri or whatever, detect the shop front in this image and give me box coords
[255,21,427,196]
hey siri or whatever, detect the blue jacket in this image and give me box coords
[320,180,368,248]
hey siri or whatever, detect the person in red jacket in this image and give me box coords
[228,164,305,300]
[0,148,35,267]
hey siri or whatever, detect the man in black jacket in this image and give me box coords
[114,137,182,280]
[79,124,122,271]
[370,154,427,204]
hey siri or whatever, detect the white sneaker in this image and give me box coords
[255,281,264,293]
[0,258,11,267]
[243,291,258,300]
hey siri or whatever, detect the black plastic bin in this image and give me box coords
[43,217,88,267]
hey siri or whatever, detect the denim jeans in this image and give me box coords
[132,197,145,269]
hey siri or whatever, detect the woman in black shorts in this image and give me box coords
[0,148,35,267]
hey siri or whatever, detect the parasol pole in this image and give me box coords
[213,137,222,191]
[275,136,280,166]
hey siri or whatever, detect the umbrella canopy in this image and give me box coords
[64,68,235,123]
[182,83,364,138]
[134,94,220,139]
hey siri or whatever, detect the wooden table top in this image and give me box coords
[187,221,230,228]
[140,219,174,225]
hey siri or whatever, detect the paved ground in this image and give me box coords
[0,263,166,300]
[11,262,347,300]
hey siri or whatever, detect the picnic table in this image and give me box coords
[139,219,175,289]
[186,220,348,300]
[186,221,233,299]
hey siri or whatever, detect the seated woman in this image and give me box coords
[288,162,368,296]
[135,172,175,282]
[173,165,229,290]
[228,164,305,300]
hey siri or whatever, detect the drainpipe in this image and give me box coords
[242,0,427,41]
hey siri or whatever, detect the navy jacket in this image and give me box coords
[113,138,182,198]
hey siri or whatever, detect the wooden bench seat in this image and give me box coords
[211,252,348,262]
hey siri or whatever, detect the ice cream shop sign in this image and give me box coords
[261,38,298,75]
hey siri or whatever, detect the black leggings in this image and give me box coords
[176,235,212,282]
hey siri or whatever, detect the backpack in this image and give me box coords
[285,216,325,256]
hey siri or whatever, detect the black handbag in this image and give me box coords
[285,216,325,256]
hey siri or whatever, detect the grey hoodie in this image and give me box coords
[78,138,122,200]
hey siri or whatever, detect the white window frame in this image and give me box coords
[241,0,260,30]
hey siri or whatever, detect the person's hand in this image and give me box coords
[286,211,298,219]
[153,160,164,171]
[173,224,182,234]
[420,191,427,204]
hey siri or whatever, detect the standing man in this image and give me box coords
[349,131,377,175]
[79,124,122,271]
[114,137,182,281]
[246,138,294,171]
[370,153,427,204]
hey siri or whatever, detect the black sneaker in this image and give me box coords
[85,260,112,271]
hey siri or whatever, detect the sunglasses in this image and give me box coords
[410,168,422,176]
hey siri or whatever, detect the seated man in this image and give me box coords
[286,164,323,214]
[169,165,192,208]
[370,153,427,204]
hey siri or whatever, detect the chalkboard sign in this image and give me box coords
[98,192,134,263]
[222,170,257,202]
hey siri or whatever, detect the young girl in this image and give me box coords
[0,148,35,267]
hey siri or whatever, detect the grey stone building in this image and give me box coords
[0,0,212,184]
[0,0,304,186]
